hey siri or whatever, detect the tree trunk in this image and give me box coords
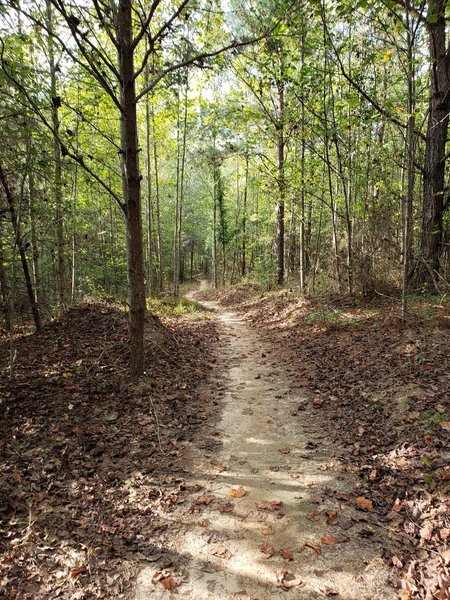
[402,1,416,317]
[144,49,153,298]
[151,97,164,293]
[117,0,146,379]
[0,200,11,329]
[0,162,41,331]
[242,155,249,278]
[419,0,450,280]
[276,85,285,286]
[46,0,66,309]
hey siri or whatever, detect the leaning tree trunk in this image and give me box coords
[419,0,450,281]
[117,0,146,379]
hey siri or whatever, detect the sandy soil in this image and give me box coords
[130,300,396,599]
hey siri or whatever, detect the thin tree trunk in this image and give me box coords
[151,97,163,293]
[402,1,416,317]
[0,162,41,331]
[27,135,42,307]
[144,51,153,298]
[242,155,249,278]
[276,79,285,286]
[117,0,146,379]
[46,0,65,309]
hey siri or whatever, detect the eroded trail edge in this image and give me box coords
[132,303,395,600]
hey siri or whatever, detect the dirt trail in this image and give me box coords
[131,299,395,599]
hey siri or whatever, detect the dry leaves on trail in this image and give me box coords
[304,541,322,555]
[229,486,246,498]
[356,496,374,512]
[320,536,337,545]
[275,570,304,590]
[306,512,320,522]
[152,570,184,591]
[257,500,284,512]
[279,447,291,454]
[210,545,232,560]
[261,526,275,535]
[280,548,294,561]
[325,510,338,525]
[195,494,215,505]
[259,543,277,558]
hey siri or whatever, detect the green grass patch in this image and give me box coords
[147,295,204,317]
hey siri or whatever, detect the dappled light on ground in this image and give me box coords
[132,302,395,600]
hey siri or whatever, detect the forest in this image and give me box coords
[0,0,449,599]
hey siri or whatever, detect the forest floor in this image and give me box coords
[1,285,449,599]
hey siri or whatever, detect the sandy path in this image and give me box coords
[131,302,395,599]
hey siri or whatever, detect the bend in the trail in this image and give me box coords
[132,299,395,600]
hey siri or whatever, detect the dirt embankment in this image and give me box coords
[0,301,219,599]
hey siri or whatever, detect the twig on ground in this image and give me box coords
[149,396,163,453]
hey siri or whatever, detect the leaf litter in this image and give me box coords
[0,301,219,599]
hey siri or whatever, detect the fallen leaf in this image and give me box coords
[356,496,373,512]
[392,555,403,568]
[320,536,337,545]
[304,541,321,555]
[259,543,276,558]
[211,545,232,560]
[218,501,234,513]
[197,519,210,527]
[440,421,450,432]
[440,528,450,540]
[162,576,183,590]
[279,447,290,454]
[276,570,304,590]
[306,512,319,522]
[322,587,339,596]
[70,565,87,578]
[257,500,283,512]
[261,526,274,535]
[229,486,246,498]
[196,494,214,505]
[325,510,338,525]
[280,548,294,561]
[420,522,433,541]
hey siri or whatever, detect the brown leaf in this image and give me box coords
[197,519,210,527]
[229,486,246,498]
[440,421,450,432]
[279,447,290,454]
[325,510,338,525]
[211,545,232,560]
[280,548,294,561]
[304,541,321,555]
[320,536,337,545]
[322,587,339,596]
[218,501,234,513]
[439,528,450,540]
[162,576,183,590]
[196,494,214,505]
[306,511,319,522]
[261,526,275,535]
[276,570,304,590]
[356,496,373,512]
[392,555,403,568]
[420,522,433,541]
[257,500,283,512]
[70,565,87,578]
[259,543,276,558]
